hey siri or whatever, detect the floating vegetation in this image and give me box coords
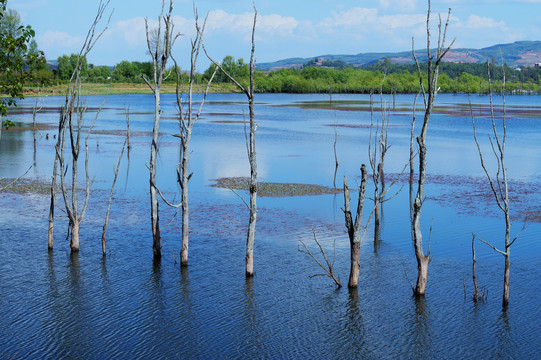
[0,178,51,195]
[212,177,342,197]
[325,123,407,129]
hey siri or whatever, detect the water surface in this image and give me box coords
[1,93,540,358]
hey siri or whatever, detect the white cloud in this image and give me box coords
[205,10,298,37]
[111,17,147,46]
[108,15,194,48]
[380,14,426,29]
[38,30,83,49]
[457,15,507,30]
[378,0,416,11]
[321,8,378,29]
[319,7,425,32]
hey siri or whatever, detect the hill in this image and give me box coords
[257,41,541,71]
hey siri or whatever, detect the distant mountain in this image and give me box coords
[257,41,541,71]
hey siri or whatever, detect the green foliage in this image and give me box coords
[0,0,46,124]
[203,55,250,85]
[57,53,88,80]
[48,52,541,96]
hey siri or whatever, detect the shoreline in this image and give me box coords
[21,82,240,97]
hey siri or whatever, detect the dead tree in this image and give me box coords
[298,230,341,287]
[54,1,111,252]
[205,6,258,277]
[471,62,523,307]
[154,5,217,267]
[368,87,388,240]
[333,115,339,189]
[32,95,43,164]
[368,89,406,245]
[48,109,63,249]
[101,139,127,256]
[343,164,369,288]
[410,0,454,296]
[142,0,180,259]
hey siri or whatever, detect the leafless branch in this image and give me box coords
[478,236,507,256]
[0,165,32,191]
[298,230,342,287]
[228,186,250,210]
[403,262,415,294]
[101,138,127,256]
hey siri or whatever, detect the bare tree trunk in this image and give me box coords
[245,81,258,276]
[48,111,63,250]
[410,0,454,296]
[503,249,510,306]
[205,6,257,277]
[158,10,216,267]
[343,165,368,288]
[472,234,479,302]
[32,96,41,164]
[471,61,518,308]
[101,139,126,256]
[333,118,338,189]
[349,241,361,287]
[142,0,180,259]
[180,137,190,266]
[56,1,111,253]
[150,89,161,258]
[71,220,80,251]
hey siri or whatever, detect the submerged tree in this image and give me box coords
[343,165,369,288]
[298,230,342,287]
[368,87,407,248]
[410,0,454,296]
[155,4,217,267]
[142,0,180,259]
[471,62,523,307]
[205,6,258,277]
[55,0,111,252]
[101,138,127,256]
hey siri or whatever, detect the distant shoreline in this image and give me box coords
[21,83,241,97]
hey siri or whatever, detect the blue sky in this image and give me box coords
[10,0,541,70]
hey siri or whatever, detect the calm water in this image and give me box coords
[1,92,540,358]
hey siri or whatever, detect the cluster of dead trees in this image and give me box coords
[45,0,260,279]
[38,0,518,309]
[300,0,518,309]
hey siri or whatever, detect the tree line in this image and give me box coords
[45,54,541,95]
[3,1,541,96]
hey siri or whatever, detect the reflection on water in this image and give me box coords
[1,93,541,358]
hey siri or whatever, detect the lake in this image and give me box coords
[1,92,540,358]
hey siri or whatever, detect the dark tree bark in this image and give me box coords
[472,234,479,302]
[343,164,368,288]
[48,110,63,250]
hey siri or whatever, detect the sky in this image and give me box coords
[9,0,541,70]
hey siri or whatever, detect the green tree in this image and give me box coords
[114,60,140,81]
[57,53,88,81]
[0,0,45,129]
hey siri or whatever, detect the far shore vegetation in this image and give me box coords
[11,53,541,97]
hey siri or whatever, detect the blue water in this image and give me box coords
[1,92,540,358]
